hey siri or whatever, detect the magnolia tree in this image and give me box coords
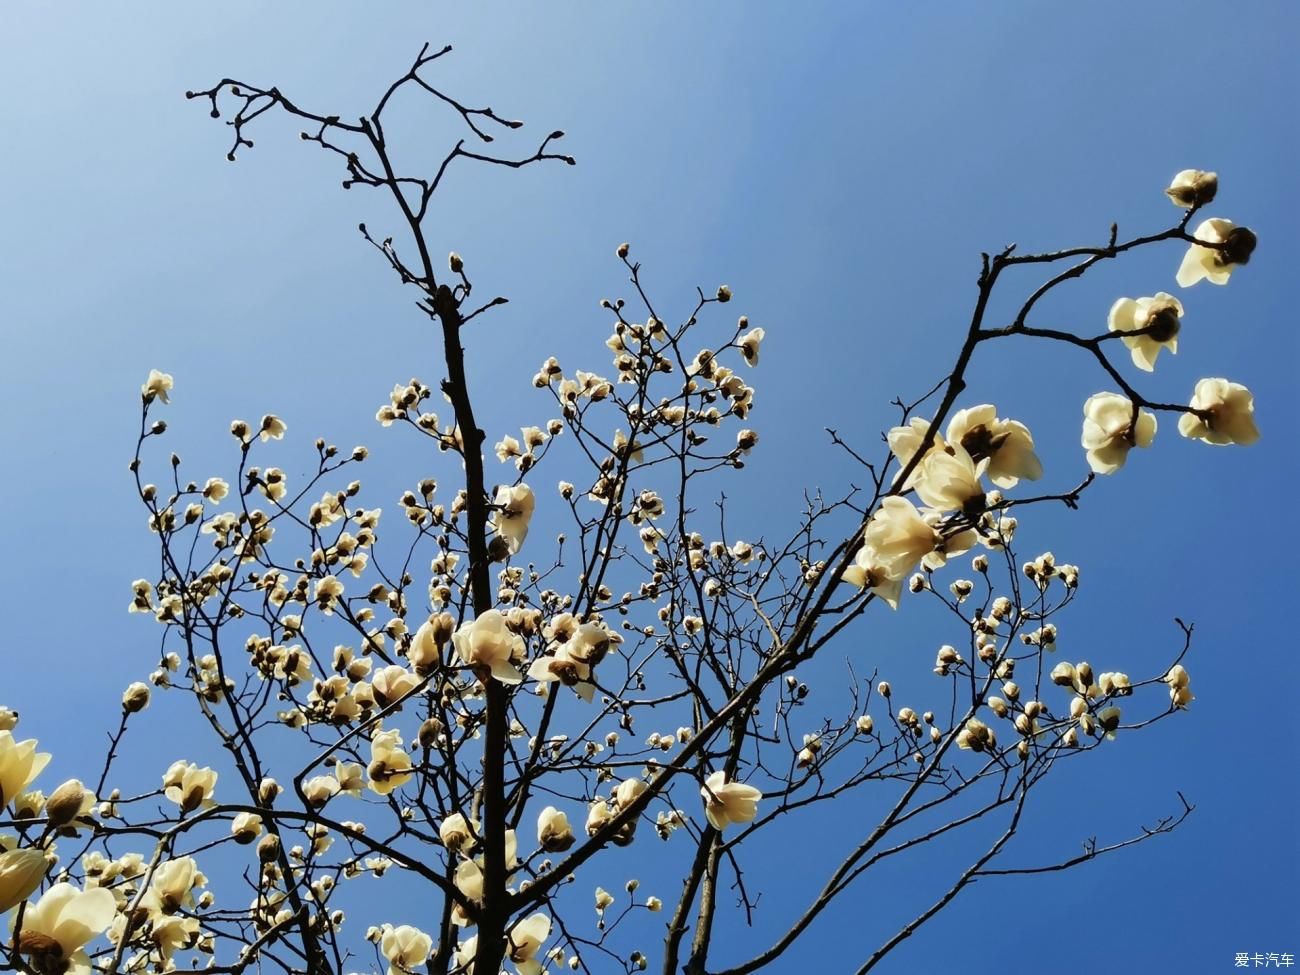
[0,44,1262,975]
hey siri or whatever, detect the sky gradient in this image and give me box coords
[2,3,1297,972]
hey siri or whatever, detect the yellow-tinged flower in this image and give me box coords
[945,405,1042,489]
[142,369,174,404]
[1165,169,1217,208]
[162,763,217,814]
[1177,378,1260,446]
[1081,393,1156,474]
[14,882,116,975]
[44,780,95,829]
[367,728,413,796]
[440,813,478,853]
[537,806,575,852]
[886,417,944,490]
[738,326,765,367]
[1107,293,1183,372]
[452,611,524,685]
[231,812,263,845]
[913,443,987,514]
[491,484,536,555]
[259,414,287,442]
[507,913,551,975]
[380,923,433,975]
[700,771,761,831]
[146,856,201,914]
[1176,218,1256,287]
[956,718,996,753]
[371,665,420,708]
[0,848,47,914]
[0,733,51,810]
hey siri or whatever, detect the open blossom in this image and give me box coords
[945,405,1042,488]
[0,732,51,810]
[841,545,905,609]
[860,495,974,586]
[507,913,551,975]
[1176,218,1257,287]
[302,775,340,808]
[259,414,287,441]
[380,924,433,975]
[142,369,174,403]
[528,641,595,700]
[146,856,202,913]
[913,444,987,514]
[1177,378,1260,446]
[367,728,413,796]
[0,848,47,914]
[491,483,536,555]
[886,417,944,489]
[163,762,217,813]
[440,812,477,852]
[738,325,765,366]
[1081,393,1156,474]
[861,496,935,578]
[454,610,524,684]
[700,770,761,831]
[371,665,420,708]
[1165,169,1217,208]
[14,882,116,975]
[1107,293,1183,372]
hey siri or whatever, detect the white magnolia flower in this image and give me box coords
[945,405,1042,488]
[380,923,433,975]
[886,417,944,489]
[1165,664,1195,709]
[1165,169,1217,208]
[162,762,217,813]
[1177,378,1260,446]
[142,369,174,404]
[439,813,478,853]
[956,718,996,753]
[840,545,905,609]
[700,771,761,831]
[859,496,951,581]
[453,611,524,685]
[613,777,647,811]
[14,882,116,975]
[44,779,95,828]
[146,856,202,914]
[1176,218,1257,287]
[507,913,551,975]
[371,665,420,708]
[1107,293,1183,372]
[367,728,414,796]
[528,642,595,701]
[1080,393,1156,474]
[738,326,765,366]
[491,484,536,555]
[913,444,987,513]
[0,848,47,914]
[537,806,575,852]
[0,732,51,809]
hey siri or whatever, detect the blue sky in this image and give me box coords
[2,3,1297,973]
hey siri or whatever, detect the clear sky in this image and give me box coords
[2,3,1297,973]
